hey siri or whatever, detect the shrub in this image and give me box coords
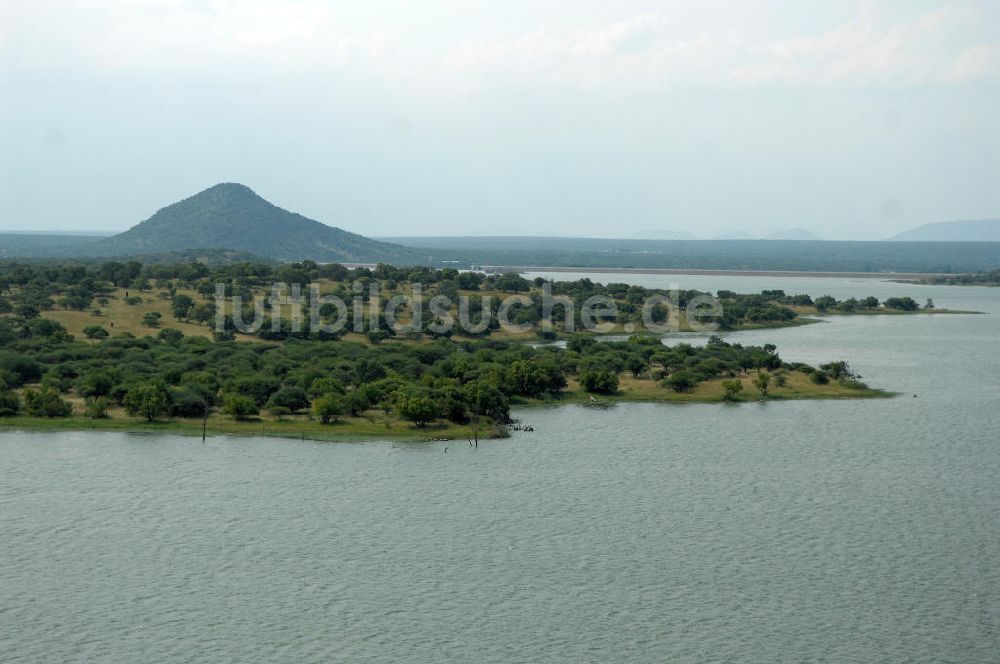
[169,388,209,418]
[809,371,830,385]
[83,325,109,339]
[268,405,291,421]
[579,370,619,395]
[313,394,345,424]
[84,397,111,419]
[222,394,259,421]
[664,371,697,392]
[395,391,436,428]
[838,378,869,390]
[77,371,115,398]
[307,377,345,398]
[23,387,73,417]
[464,381,510,421]
[267,386,310,413]
[721,379,744,401]
[347,390,371,417]
[884,297,919,311]
[227,375,280,407]
[124,383,172,421]
[0,353,42,387]
[158,328,184,344]
[0,390,21,416]
[753,372,770,397]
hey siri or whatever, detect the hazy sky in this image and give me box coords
[2,0,999,239]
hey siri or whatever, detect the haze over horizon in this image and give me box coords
[2,1,999,240]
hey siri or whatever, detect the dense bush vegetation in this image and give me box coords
[0,303,860,425]
[0,259,938,351]
[0,259,880,427]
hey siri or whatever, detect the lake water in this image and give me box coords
[2,276,999,663]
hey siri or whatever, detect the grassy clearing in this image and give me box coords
[42,287,216,340]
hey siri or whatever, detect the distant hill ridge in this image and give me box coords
[95,183,423,264]
[891,219,1000,242]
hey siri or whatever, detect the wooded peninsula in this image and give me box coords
[0,259,933,440]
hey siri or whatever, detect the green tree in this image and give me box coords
[77,371,115,398]
[722,379,744,401]
[819,361,854,380]
[0,353,42,387]
[84,397,112,419]
[0,390,21,416]
[579,370,619,395]
[168,387,210,418]
[809,370,830,385]
[396,391,437,428]
[354,358,387,386]
[23,387,73,417]
[267,386,310,413]
[626,356,647,378]
[665,371,697,392]
[158,328,184,344]
[268,405,290,421]
[308,377,345,397]
[884,297,919,311]
[347,391,371,417]
[753,372,770,397]
[464,380,510,421]
[172,294,195,319]
[313,394,346,424]
[227,375,280,407]
[83,325,109,339]
[814,295,838,312]
[124,383,172,421]
[222,394,259,421]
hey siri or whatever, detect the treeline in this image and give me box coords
[0,260,803,341]
[728,289,929,313]
[0,309,860,424]
[1,259,937,349]
[920,270,1000,286]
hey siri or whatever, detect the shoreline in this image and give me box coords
[495,266,965,280]
[0,379,894,443]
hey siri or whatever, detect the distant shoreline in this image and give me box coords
[484,266,962,280]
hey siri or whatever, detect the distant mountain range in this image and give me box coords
[630,230,697,240]
[890,219,1000,242]
[94,183,422,264]
[2,190,998,274]
[710,228,823,241]
[765,227,824,241]
[712,231,758,240]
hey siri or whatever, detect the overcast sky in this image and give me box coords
[2,0,999,239]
